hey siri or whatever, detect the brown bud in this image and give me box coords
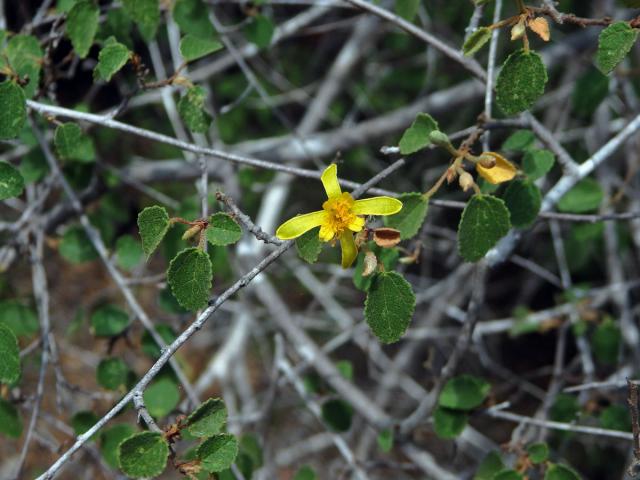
[373,228,401,248]
[458,171,474,192]
[478,154,496,169]
[182,224,203,241]
[445,167,457,184]
[362,251,378,277]
[528,17,550,42]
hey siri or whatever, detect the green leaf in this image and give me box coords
[474,451,505,480]
[457,195,511,262]
[187,398,227,437]
[54,123,96,163]
[206,213,242,246]
[95,38,130,81]
[0,81,27,140]
[596,21,639,74]
[296,227,323,263]
[137,206,171,259]
[239,433,263,470]
[395,0,420,22]
[178,86,212,133]
[544,464,581,480]
[115,234,143,271]
[0,161,25,200]
[20,150,49,183]
[502,179,541,228]
[71,410,98,437]
[321,398,353,432]
[463,27,492,56]
[550,394,579,422]
[336,360,353,380]
[180,34,223,61]
[174,0,216,38]
[100,424,136,468]
[5,34,43,98]
[144,377,181,418]
[621,0,640,6]
[197,433,239,473]
[0,301,39,338]
[141,323,177,358]
[59,225,98,263]
[523,149,555,180]
[557,178,603,213]
[433,406,467,439]
[572,68,609,118]
[526,442,549,464]
[502,129,536,152]
[90,304,130,337]
[591,318,621,365]
[398,113,439,155]
[353,245,399,292]
[496,49,548,115]
[57,0,78,13]
[377,429,394,452]
[384,192,428,239]
[439,374,490,410]
[293,465,317,480]
[122,0,160,41]
[494,471,524,480]
[96,357,130,390]
[0,324,20,385]
[244,15,274,49]
[66,1,99,58]
[364,271,415,343]
[167,247,213,311]
[100,9,134,48]
[0,398,22,438]
[599,404,630,431]
[118,431,169,478]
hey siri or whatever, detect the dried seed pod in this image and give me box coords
[362,250,378,277]
[372,228,401,248]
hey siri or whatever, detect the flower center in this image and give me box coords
[321,192,361,239]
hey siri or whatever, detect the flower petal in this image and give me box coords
[339,231,358,269]
[348,216,365,232]
[352,197,403,216]
[319,224,334,242]
[321,164,341,199]
[476,152,517,184]
[276,210,326,240]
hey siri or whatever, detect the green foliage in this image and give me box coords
[66,1,99,58]
[141,324,177,358]
[122,0,160,41]
[96,357,131,390]
[496,49,548,115]
[377,429,394,452]
[0,81,27,140]
[296,227,323,263]
[544,464,581,480]
[0,161,25,200]
[463,27,492,56]
[494,471,523,480]
[557,178,603,213]
[321,398,353,432]
[364,271,415,343]
[95,38,130,81]
[523,149,555,180]
[502,179,541,228]
[353,245,399,292]
[90,304,130,337]
[244,15,274,49]
[502,130,536,152]
[115,234,143,271]
[59,225,98,263]
[596,22,639,74]
[118,431,169,478]
[599,404,630,431]
[293,465,317,480]
[458,195,511,262]
[398,112,439,155]
[433,406,468,439]
[550,394,579,422]
[439,374,490,410]
[0,398,23,438]
[187,398,227,437]
[591,318,621,365]
[0,301,39,337]
[100,424,136,468]
[54,123,96,163]
[143,377,181,418]
[206,213,242,246]
[138,206,171,258]
[197,434,239,472]
[71,410,98,437]
[5,34,43,98]
[167,247,213,311]
[180,34,223,62]
[474,451,505,480]
[527,442,549,464]
[384,193,429,239]
[178,86,212,133]
[395,0,420,22]
[572,68,609,118]
[0,323,20,385]
[174,0,216,38]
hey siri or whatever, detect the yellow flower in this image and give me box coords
[276,164,403,268]
[475,152,517,184]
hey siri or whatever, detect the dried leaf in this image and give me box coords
[528,17,550,42]
[362,251,377,277]
[372,228,401,248]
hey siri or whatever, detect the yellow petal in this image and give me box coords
[276,210,326,240]
[321,164,341,199]
[339,231,358,269]
[352,197,403,216]
[475,152,517,185]
[319,224,334,242]
[348,216,365,232]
